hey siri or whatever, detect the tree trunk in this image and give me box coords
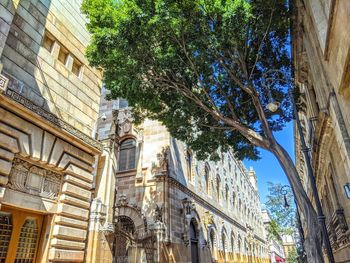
[271,142,324,263]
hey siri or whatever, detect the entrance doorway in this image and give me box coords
[190,221,199,263]
[0,206,43,263]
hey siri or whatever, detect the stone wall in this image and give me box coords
[293,0,350,261]
[0,102,99,262]
[90,103,269,263]
[0,0,102,136]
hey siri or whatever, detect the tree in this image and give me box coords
[265,182,295,234]
[81,0,323,261]
[265,183,308,262]
[287,248,299,263]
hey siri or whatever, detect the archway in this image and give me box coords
[190,220,199,263]
[114,216,136,263]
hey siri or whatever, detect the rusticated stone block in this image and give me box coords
[48,248,84,262]
[59,194,90,209]
[50,238,86,250]
[57,203,89,220]
[52,225,87,241]
[64,164,93,182]
[55,215,88,229]
[61,182,91,201]
[63,174,92,190]
[0,159,12,177]
[0,147,14,161]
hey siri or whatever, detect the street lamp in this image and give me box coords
[280,185,307,263]
[344,183,350,199]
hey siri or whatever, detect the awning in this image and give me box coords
[275,255,285,262]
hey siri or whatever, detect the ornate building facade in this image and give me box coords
[0,0,102,262]
[292,0,350,262]
[87,94,269,263]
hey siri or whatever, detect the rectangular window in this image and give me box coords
[43,32,54,52]
[72,59,82,77]
[58,47,69,65]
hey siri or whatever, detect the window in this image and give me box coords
[118,139,136,171]
[216,176,221,201]
[186,150,193,181]
[43,32,54,52]
[204,165,210,194]
[232,192,236,207]
[231,234,234,253]
[58,46,69,65]
[225,184,229,203]
[222,232,226,258]
[72,58,82,77]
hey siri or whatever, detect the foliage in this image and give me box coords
[266,219,283,243]
[81,0,292,161]
[265,182,295,234]
[286,247,299,263]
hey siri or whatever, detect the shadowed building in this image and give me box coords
[292,0,350,262]
[0,0,102,262]
[87,94,269,263]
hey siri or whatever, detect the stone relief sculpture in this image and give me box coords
[8,158,61,200]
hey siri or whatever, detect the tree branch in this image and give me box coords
[249,2,276,80]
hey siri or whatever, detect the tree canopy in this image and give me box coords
[82,0,292,161]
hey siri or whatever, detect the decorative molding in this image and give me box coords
[8,158,61,200]
[0,74,9,93]
[4,89,102,151]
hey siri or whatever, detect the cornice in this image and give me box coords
[4,89,102,152]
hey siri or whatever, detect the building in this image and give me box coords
[0,0,102,262]
[86,94,269,263]
[292,0,350,262]
[281,235,296,261]
[261,209,286,263]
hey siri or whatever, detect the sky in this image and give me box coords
[244,121,295,204]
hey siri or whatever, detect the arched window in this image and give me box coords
[118,139,136,171]
[190,220,199,263]
[216,176,221,201]
[186,150,193,181]
[209,228,216,251]
[222,232,226,261]
[225,184,229,203]
[204,165,210,194]
[232,192,236,207]
[231,233,235,254]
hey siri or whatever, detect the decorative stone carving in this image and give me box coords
[152,146,169,177]
[154,204,163,223]
[116,194,128,207]
[0,73,9,92]
[8,158,61,200]
[115,108,133,137]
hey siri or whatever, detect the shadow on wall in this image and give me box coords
[169,137,188,187]
[3,0,53,113]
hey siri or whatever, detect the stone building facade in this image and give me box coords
[87,94,269,263]
[0,0,102,262]
[292,0,350,262]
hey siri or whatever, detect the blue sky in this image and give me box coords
[244,121,295,204]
